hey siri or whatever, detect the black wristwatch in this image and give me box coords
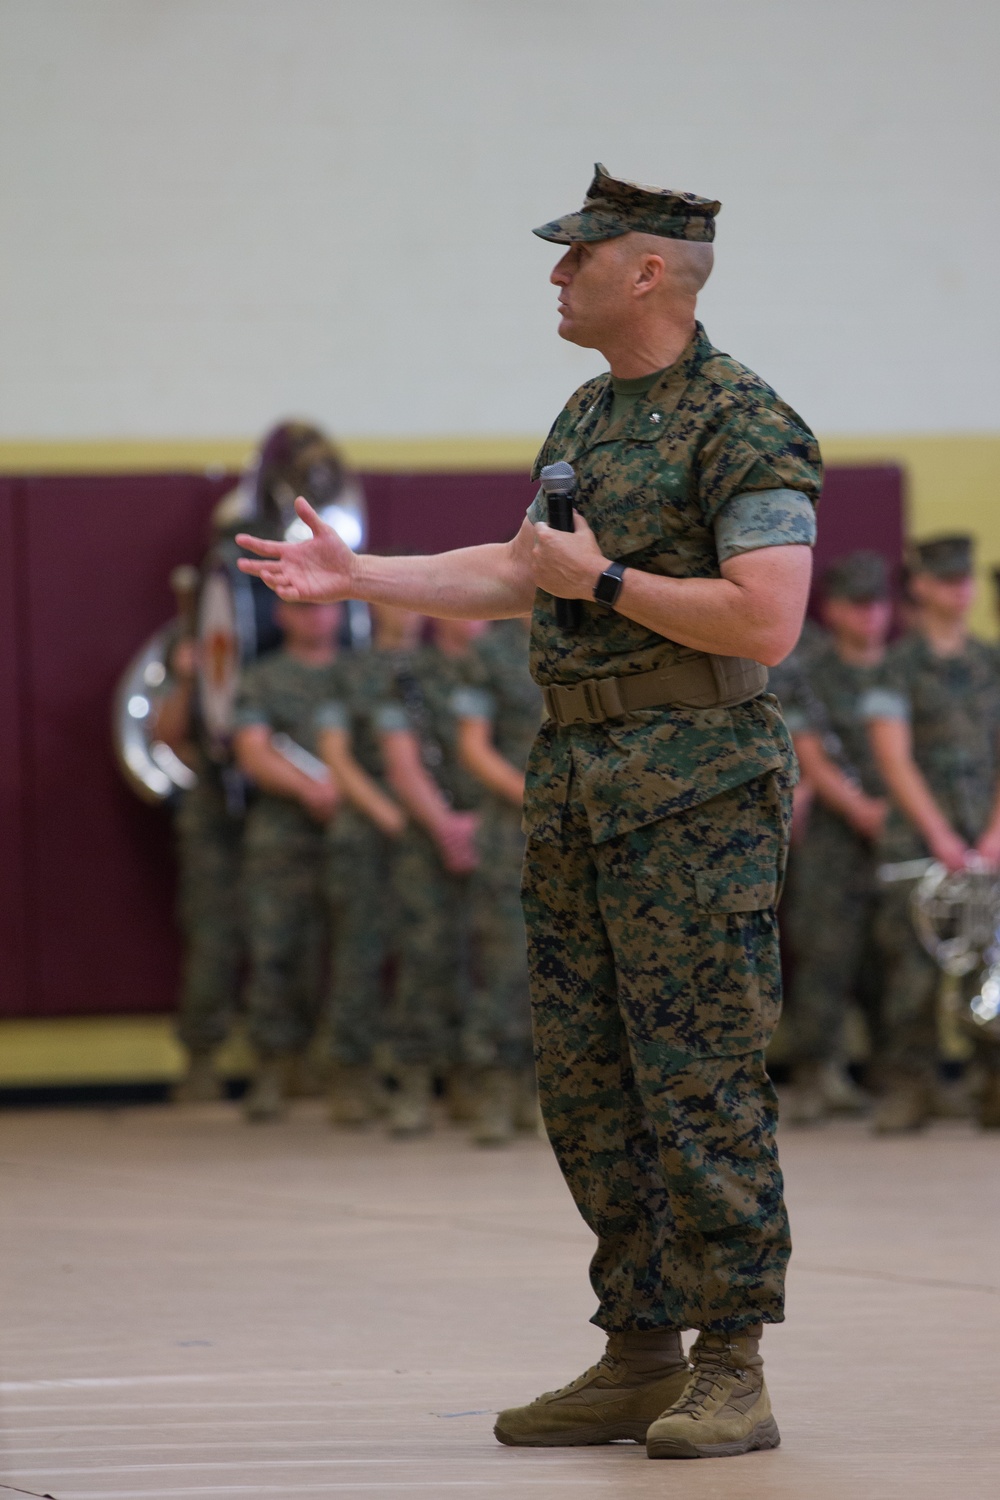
[593,560,627,608]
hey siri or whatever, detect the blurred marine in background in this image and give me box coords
[864,535,1000,1132]
[455,616,544,1145]
[778,552,891,1124]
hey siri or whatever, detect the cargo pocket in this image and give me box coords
[682,866,781,1056]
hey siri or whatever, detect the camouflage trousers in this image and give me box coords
[325,809,395,1067]
[174,787,244,1053]
[522,771,792,1334]
[385,825,470,1069]
[464,804,534,1071]
[242,808,328,1056]
[873,876,940,1076]
[782,808,882,1064]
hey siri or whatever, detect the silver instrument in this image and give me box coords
[112,453,369,805]
[907,859,1000,1045]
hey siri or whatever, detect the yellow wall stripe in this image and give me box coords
[0,1017,252,1086]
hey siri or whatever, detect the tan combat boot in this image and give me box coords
[646,1325,779,1459]
[387,1064,433,1136]
[784,1062,827,1126]
[471,1068,518,1147]
[818,1058,869,1114]
[494,1329,689,1447]
[173,1051,223,1104]
[872,1074,932,1134]
[327,1064,376,1127]
[243,1055,291,1122]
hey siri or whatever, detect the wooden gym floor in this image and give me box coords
[0,1101,997,1499]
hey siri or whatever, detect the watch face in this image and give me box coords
[594,566,624,606]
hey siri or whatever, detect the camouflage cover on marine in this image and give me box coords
[524,321,820,844]
[533,162,720,244]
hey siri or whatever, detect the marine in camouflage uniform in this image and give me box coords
[235,164,823,1459]
[862,535,1000,1131]
[315,646,402,1100]
[778,553,892,1121]
[234,649,345,1067]
[452,616,544,1142]
[373,636,483,1098]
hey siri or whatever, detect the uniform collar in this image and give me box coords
[574,322,714,452]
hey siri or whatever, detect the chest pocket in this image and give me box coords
[585,493,665,564]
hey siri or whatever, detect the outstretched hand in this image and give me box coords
[236,497,356,602]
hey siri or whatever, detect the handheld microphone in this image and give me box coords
[539,461,582,631]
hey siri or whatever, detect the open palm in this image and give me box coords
[236,498,355,602]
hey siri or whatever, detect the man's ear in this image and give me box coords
[634,253,666,296]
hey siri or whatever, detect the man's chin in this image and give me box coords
[557,318,595,349]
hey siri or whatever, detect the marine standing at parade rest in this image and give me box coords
[232,601,342,1121]
[372,617,484,1137]
[315,605,420,1127]
[453,616,544,1145]
[779,552,891,1124]
[863,535,1000,1132]
[237,163,820,1460]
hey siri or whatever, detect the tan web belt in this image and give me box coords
[541,654,769,727]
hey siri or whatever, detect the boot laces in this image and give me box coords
[672,1344,740,1414]
[543,1352,619,1400]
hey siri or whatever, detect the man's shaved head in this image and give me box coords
[628,233,714,296]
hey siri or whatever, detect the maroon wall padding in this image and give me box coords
[0,481,31,1018]
[1,462,903,1019]
[808,465,906,615]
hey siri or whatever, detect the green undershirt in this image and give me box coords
[608,367,667,427]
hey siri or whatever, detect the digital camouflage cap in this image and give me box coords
[821,550,890,602]
[908,534,975,579]
[533,163,720,245]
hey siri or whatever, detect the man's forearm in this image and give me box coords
[612,547,811,666]
[794,733,872,825]
[352,542,533,620]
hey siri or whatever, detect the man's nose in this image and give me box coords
[550,253,572,286]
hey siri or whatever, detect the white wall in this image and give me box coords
[1,0,997,441]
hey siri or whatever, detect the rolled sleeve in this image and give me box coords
[373,703,411,734]
[315,701,351,731]
[714,488,817,562]
[860,687,910,721]
[452,686,495,720]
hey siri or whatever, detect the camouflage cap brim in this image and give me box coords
[533,165,719,245]
[532,208,631,244]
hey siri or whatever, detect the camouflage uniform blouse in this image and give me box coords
[372,646,483,813]
[314,648,397,788]
[232,650,346,840]
[782,640,886,802]
[452,619,543,777]
[861,632,1000,849]
[525,321,822,845]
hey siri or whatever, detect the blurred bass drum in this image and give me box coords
[197,547,282,761]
